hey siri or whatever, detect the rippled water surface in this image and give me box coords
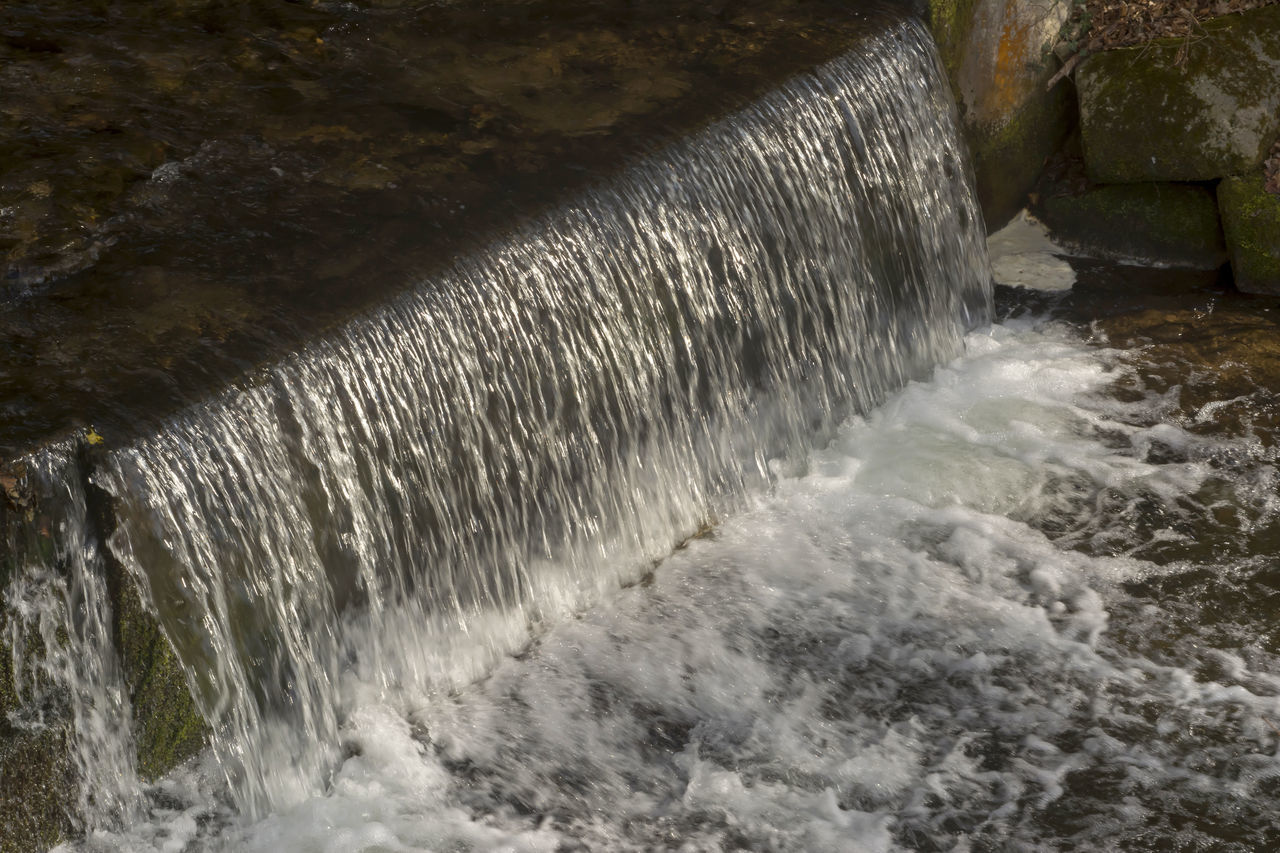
[64,285,1280,851]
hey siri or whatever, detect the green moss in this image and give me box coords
[1218,174,1280,295]
[0,725,74,853]
[1078,5,1280,183]
[927,0,982,87]
[113,578,206,779]
[1041,182,1226,268]
[72,446,208,780]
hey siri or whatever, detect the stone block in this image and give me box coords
[1041,182,1226,269]
[929,0,1073,230]
[1218,173,1280,295]
[1077,5,1280,183]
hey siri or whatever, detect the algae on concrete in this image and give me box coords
[1218,173,1280,295]
[1041,182,1226,269]
[1077,4,1280,184]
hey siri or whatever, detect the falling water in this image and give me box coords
[2,446,141,831]
[88,17,987,820]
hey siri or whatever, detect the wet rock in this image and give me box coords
[0,725,75,853]
[1218,172,1280,295]
[111,566,207,780]
[1077,4,1280,183]
[1040,182,1226,269]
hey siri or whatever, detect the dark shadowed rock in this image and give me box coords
[1040,182,1226,269]
[1219,172,1280,295]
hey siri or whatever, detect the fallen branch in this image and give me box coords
[1046,51,1084,90]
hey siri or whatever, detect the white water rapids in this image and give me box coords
[65,315,1280,851]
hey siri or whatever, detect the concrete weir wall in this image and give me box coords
[927,0,1073,229]
[0,4,1065,850]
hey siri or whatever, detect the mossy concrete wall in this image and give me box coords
[928,0,1073,230]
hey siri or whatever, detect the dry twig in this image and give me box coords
[1072,0,1277,54]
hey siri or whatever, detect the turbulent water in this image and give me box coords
[61,315,1280,852]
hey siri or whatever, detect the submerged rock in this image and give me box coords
[1218,173,1280,295]
[1040,182,1226,269]
[1076,4,1280,183]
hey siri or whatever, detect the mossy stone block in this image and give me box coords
[114,577,206,779]
[1077,5,1280,183]
[1042,182,1226,269]
[0,725,74,853]
[1218,174,1280,295]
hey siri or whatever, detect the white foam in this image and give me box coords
[66,318,1280,851]
[987,210,1076,291]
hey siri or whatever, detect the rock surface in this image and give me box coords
[1077,4,1280,183]
[1040,182,1226,268]
[0,726,74,853]
[928,0,1073,230]
[1218,173,1280,295]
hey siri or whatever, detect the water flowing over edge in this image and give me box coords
[3,14,990,832]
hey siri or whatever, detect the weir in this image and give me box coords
[1,10,989,847]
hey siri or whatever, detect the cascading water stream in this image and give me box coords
[2,447,141,831]
[88,16,988,820]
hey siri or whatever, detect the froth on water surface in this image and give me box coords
[67,306,1280,852]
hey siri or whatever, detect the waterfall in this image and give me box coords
[2,446,141,831]
[4,14,990,831]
